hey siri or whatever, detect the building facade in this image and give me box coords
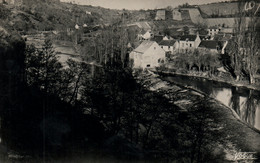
[129,41,166,69]
[176,34,201,52]
[159,40,177,54]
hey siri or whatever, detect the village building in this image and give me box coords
[138,30,153,40]
[176,34,201,52]
[151,35,164,43]
[135,21,151,31]
[207,26,221,36]
[159,40,177,54]
[75,24,80,30]
[155,9,166,20]
[167,28,185,37]
[198,40,228,54]
[199,35,210,41]
[213,33,232,42]
[129,41,166,69]
[86,11,91,15]
[163,35,173,40]
[220,27,234,34]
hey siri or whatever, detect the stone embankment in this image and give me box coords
[138,70,260,162]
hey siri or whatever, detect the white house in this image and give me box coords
[159,40,177,54]
[86,11,92,15]
[129,41,166,69]
[207,26,221,36]
[75,24,80,30]
[176,34,201,52]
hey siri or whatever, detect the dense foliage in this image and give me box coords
[168,50,221,76]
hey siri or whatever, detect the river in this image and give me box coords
[163,74,260,131]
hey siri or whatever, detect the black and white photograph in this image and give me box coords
[0,0,260,162]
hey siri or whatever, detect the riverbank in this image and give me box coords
[141,70,260,162]
[156,70,260,91]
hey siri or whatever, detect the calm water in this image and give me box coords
[163,74,260,131]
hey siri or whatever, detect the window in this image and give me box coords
[168,46,170,50]
[147,64,151,67]
[190,44,192,47]
[158,59,161,63]
[154,47,156,50]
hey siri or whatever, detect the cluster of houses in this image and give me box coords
[128,2,260,69]
[129,24,232,69]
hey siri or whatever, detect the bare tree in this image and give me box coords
[230,0,260,83]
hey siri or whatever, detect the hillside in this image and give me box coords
[199,1,239,18]
[0,0,121,33]
[199,0,260,18]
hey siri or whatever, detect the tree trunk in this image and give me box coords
[249,72,256,84]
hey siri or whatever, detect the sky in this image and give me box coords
[60,0,228,10]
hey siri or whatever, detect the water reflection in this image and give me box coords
[164,75,260,131]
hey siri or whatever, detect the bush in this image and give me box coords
[0,5,11,19]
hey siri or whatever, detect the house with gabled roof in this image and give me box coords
[129,41,166,69]
[135,21,151,31]
[176,34,201,52]
[198,40,228,54]
[207,26,221,36]
[159,40,177,54]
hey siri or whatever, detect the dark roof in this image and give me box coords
[199,40,220,49]
[213,34,232,41]
[127,25,141,32]
[136,22,151,30]
[151,35,163,43]
[168,28,184,37]
[208,26,220,29]
[140,29,147,35]
[179,35,197,41]
[159,40,176,46]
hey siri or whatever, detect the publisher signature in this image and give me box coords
[234,152,257,161]
[244,1,260,15]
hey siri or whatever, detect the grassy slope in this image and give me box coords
[0,0,121,33]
